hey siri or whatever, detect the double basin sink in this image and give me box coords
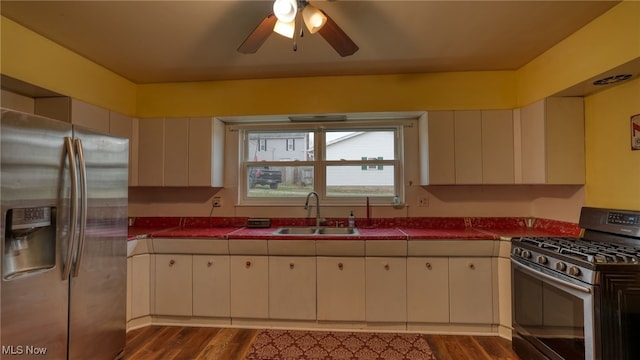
[273,227,359,236]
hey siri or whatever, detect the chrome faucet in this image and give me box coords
[304,191,321,229]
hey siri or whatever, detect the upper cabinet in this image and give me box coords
[420,109,514,185]
[519,97,585,184]
[35,97,139,186]
[109,111,139,186]
[454,110,483,184]
[137,117,224,187]
[421,111,455,184]
[420,98,583,186]
[481,110,515,184]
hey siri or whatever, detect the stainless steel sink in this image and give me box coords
[273,227,359,236]
[317,227,359,235]
[273,227,318,235]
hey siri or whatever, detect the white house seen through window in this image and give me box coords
[241,125,403,204]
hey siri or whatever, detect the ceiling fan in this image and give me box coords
[238,0,358,57]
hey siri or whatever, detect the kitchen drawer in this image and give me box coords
[316,240,365,256]
[152,238,228,254]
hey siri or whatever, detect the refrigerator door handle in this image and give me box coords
[72,139,88,277]
[62,137,79,280]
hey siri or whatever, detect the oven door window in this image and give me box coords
[513,267,586,360]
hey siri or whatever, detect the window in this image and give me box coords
[240,124,404,205]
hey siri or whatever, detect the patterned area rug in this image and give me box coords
[246,329,436,360]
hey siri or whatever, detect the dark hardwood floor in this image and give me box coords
[423,334,519,360]
[124,326,258,360]
[124,326,520,359]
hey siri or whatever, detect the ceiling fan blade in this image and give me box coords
[317,10,358,57]
[238,13,277,54]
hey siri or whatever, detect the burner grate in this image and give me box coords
[517,236,640,264]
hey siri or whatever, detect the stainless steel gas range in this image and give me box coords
[511,207,640,360]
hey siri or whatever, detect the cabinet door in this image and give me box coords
[110,111,138,186]
[269,256,316,320]
[317,257,365,321]
[34,96,71,122]
[138,118,164,186]
[449,257,493,324]
[407,257,449,323]
[193,255,230,318]
[545,97,585,184]
[424,111,455,184]
[520,100,547,184]
[229,256,269,319]
[188,117,213,186]
[454,110,482,184]
[481,110,514,184]
[155,254,192,316]
[126,257,132,322]
[130,254,151,319]
[71,99,110,133]
[164,118,189,186]
[365,257,407,322]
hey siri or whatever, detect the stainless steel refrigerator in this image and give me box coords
[0,108,128,359]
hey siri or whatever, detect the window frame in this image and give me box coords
[238,121,405,206]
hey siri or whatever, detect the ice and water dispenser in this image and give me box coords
[3,206,56,280]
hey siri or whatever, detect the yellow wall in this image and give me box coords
[136,72,517,118]
[2,1,640,215]
[585,77,640,210]
[517,0,640,106]
[0,17,137,116]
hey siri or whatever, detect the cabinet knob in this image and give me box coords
[425,262,432,269]
[468,262,475,270]
[245,260,252,268]
[289,263,295,269]
[207,261,213,267]
[338,262,344,270]
[384,264,390,270]
[169,259,175,266]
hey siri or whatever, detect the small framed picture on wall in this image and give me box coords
[632,114,640,151]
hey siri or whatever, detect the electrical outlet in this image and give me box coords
[212,197,222,207]
[418,197,429,207]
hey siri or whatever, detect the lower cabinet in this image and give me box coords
[365,257,407,322]
[229,255,269,319]
[407,257,450,323]
[449,257,493,324]
[193,255,230,317]
[155,254,192,316]
[141,246,495,329]
[153,254,231,318]
[317,257,365,322]
[269,256,316,320]
[130,254,151,319]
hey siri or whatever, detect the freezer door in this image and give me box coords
[68,126,128,360]
[1,109,73,360]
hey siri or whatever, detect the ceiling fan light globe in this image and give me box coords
[302,5,327,34]
[273,19,295,39]
[273,0,297,23]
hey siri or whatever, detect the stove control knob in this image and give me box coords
[569,266,581,276]
[556,262,567,271]
[513,248,522,256]
[521,250,531,259]
[537,256,548,265]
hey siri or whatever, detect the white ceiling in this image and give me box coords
[0,1,621,84]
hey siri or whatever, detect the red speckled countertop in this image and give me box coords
[127,216,581,241]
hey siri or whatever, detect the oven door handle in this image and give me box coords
[514,261,592,294]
